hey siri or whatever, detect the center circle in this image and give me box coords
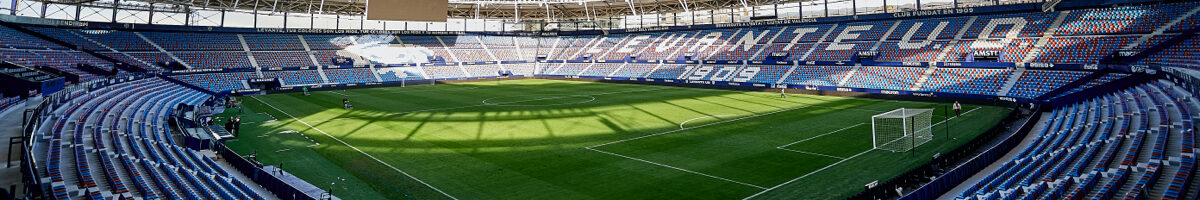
[481,95,596,106]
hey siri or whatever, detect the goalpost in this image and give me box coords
[872,108,934,152]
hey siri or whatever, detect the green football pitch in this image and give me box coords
[220,79,1010,200]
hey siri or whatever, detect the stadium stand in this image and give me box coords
[422,66,470,79]
[242,34,305,51]
[252,52,316,68]
[957,80,1197,200]
[34,77,267,200]
[302,34,349,50]
[0,26,67,50]
[8,1,1200,199]
[461,64,503,77]
[325,68,378,84]
[919,68,1012,95]
[646,64,693,79]
[610,63,659,78]
[263,70,325,85]
[172,72,257,93]
[1007,70,1091,99]
[547,63,593,76]
[504,63,538,76]
[781,66,853,87]
[70,30,158,51]
[142,32,243,51]
[1141,37,1200,69]
[174,52,255,69]
[580,63,623,77]
[842,66,923,91]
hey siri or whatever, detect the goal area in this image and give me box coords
[872,108,934,152]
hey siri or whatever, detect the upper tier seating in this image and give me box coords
[962,12,1057,39]
[325,68,377,84]
[127,53,176,67]
[876,41,953,62]
[263,70,324,85]
[1167,2,1200,32]
[462,64,503,77]
[1007,70,1090,99]
[172,72,256,93]
[100,53,162,71]
[823,21,894,42]
[886,17,969,41]
[842,66,923,91]
[805,42,876,61]
[174,52,254,69]
[312,51,344,66]
[1141,37,1200,69]
[142,32,243,51]
[1051,72,1130,99]
[452,50,495,62]
[27,27,110,51]
[547,63,592,76]
[72,30,157,51]
[1033,36,1136,64]
[741,65,791,84]
[580,63,622,77]
[1,49,105,82]
[376,67,425,82]
[421,66,469,79]
[252,52,315,68]
[505,63,537,76]
[303,34,350,50]
[782,66,853,87]
[646,64,694,79]
[919,68,1012,95]
[610,63,659,78]
[242,34,305,50]
[0,26,67,50]
[1058,3,1198,36]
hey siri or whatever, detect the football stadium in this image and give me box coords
[0,0,1198,199]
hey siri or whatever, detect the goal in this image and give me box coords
[872,108,934,152]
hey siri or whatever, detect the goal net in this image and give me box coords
[872,108,934,152]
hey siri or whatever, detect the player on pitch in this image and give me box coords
[953,101,962,116]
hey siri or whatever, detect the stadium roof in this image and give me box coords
[49,0,797,22]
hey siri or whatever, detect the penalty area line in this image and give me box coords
[679,114,742,129]
[586,147,768,189]
[745,107,984,199]
[742,149,873,200]
[777,123,867,149]
[328,91,350,96]
[588,105,813,149]
[251,96,460,200]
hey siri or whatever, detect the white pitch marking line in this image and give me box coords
[777,123,867,149]
[588,104,813,149]
[875,107,982,150]
[775,148,847,160]
[480,95,597,106]
[745,106,984,199]
[328,90,350,96]
[679,114,742,129]
[251,96,460,200]
[313,88,670,122]
[742,149,874,200]
[586,147,768,189]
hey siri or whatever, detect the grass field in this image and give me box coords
[220,79,1010,200]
